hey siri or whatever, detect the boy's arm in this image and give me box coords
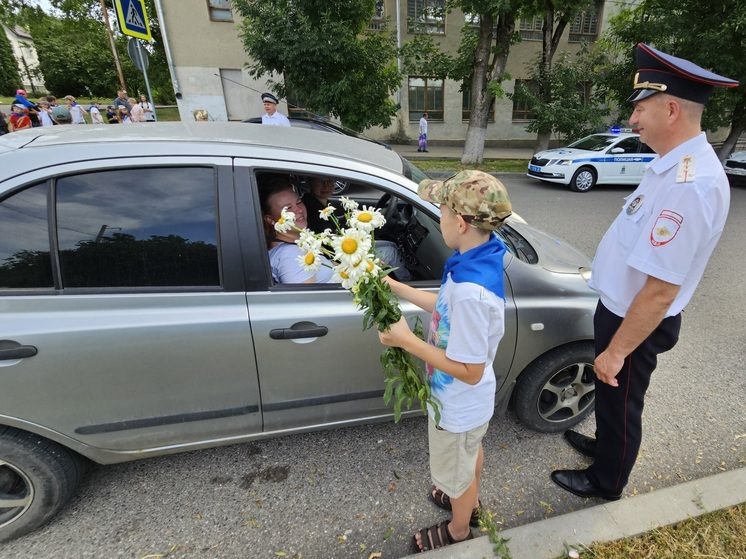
[384,276,437,313]
[379,317,485,385]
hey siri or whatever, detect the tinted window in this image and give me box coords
[0,183,53,289]
[56,167,219,288]
[568,135,616,151]
[614,138,640,153]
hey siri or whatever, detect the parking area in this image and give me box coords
[0,174,744,559]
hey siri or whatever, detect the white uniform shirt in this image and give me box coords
[590,133,730,317]
[419,116,428,136]
[262,111,291,127]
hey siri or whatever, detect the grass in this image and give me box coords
[410,158,529,173]
[560,503,746,559]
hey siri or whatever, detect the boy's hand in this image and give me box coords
[378,317,414,349]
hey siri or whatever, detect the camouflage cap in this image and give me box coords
[418,170,512,230]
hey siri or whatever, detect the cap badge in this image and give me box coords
[626,195,645,215]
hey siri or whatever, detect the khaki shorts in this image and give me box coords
[428,417,490,499]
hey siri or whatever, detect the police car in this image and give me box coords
[527,129,657,192]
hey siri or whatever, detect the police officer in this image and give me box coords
[551,43,739,500]
[260,92,291,127]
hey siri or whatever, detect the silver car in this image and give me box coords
[0,123,596,541]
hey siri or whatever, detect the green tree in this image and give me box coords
[232,0,401,131]
[601,0,746,159]
[0,23,23,96]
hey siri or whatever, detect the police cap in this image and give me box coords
[261,92,279,104]
[628,43,739,104]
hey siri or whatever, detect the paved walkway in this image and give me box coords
[391,143,534,160]
[401,467,746,558]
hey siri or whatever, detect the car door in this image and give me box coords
[0,157,263,456]
[234,161,517,432]
[604,137,644,184]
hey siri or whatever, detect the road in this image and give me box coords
[2,175,744,559]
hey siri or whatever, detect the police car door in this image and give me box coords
[607,137,645,184]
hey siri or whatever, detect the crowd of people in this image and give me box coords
[0,88,155,134]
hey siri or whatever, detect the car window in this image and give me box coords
[55,167,220,288]
[0,182,53,289]
[568,135,616,151]
[613,138,640,153]
[640,142,655,154]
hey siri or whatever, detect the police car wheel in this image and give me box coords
[569,167,597,193]
[0,427,86,542]
[512,343,596,433]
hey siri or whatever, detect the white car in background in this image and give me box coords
[724,151,746,187]
[527,131,657,192]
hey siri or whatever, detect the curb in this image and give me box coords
[401,467,746,559]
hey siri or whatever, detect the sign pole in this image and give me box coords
[136,41,157,121]
[101,0,127,92]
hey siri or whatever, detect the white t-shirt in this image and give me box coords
[39,109,54,127]
[269,243,334,283]
[590,133,730,317]
[262,111,291,127]
[426,275,505,432]
[419,117,428,136]
[69,104,85,124]
[89,106,104,124]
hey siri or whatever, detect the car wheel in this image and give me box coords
[513,343,596,433]
[569,167,597,192]
[0,427,85,542]
[333,180,349,195]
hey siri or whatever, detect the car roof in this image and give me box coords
[0,122,404,179]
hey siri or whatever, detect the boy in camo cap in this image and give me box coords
[379,170,511,552]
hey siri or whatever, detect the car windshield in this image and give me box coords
[567,135,617,152]
[399,155,430,183]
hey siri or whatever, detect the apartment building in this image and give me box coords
[153,0,624,144]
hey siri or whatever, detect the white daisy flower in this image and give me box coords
[274,207,296,233]
[297,229,321,252]
[349,206,386,232]
[332,228,372,266]
[297,248,323,273]
[332,263,360,290]
[319,205,335,221]
[340,196,359,211]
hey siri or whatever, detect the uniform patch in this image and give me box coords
[650,210,683,246]
[676,155,695,183]
[626,195,644,215]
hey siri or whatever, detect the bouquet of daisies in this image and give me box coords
[274,196,440,423]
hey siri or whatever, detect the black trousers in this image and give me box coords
[586,301,681,494]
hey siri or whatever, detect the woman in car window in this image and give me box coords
[260,182,335,284]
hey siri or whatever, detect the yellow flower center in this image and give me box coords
[358,212,372,223]
[341,238,358,254]
[340,271,349,279]
[304,252,315,265]
[277,216,285,224]
[366,261,374,272]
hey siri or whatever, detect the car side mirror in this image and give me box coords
[610,147,625,154]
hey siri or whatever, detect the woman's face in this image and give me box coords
[310,178,335,201]
[140,95,147,102]
[266,189,307,230]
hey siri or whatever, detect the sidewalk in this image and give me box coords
[402,467,746,559]
[391,143,534,160]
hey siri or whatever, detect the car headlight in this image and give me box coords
[548,159,573,166]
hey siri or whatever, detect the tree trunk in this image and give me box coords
[461,12,515,165]
[717,100,746,161]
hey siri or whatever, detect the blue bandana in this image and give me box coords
[441,234,507,299]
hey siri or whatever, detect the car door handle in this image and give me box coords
[270,321,329,340]
[0,340,38,360]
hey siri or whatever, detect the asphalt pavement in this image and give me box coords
[0,166,743,559]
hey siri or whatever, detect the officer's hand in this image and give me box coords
[594,350,624,387]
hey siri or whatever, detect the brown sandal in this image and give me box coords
[412,520,473,553]
[428,486,481,527]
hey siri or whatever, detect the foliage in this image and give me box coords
[600,0,746,135]
[478,507,512,558]
[0,22,23,96]
[515,46,606,141]
[232,0,401,131]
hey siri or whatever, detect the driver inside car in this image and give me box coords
[260,175,411,283]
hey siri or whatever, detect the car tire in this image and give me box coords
[0,427,85,542]
[569,166,597,192]
[513,343,596,433]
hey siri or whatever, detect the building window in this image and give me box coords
[407,0,446,34]
[512,79,538,121]
[519,16,543,41]
[207,0,233,22]
[569,7,599,42]
[368,0,386,31]
[408,77,444,121]
[462,86,495,122]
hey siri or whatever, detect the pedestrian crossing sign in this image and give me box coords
[114,0,151,41]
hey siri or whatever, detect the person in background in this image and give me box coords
[65,95,88,124]
[113,89,131,113]
[89,101,104,124]
[260,92,291,127]
[36,99,55,127]
[0,111,9,135]
[8,104,32,131]
[551,43,738,502]
[106,105,120,124]
[128,98,145,122]
[45,95,57,106]
[119,105,132,124]
[13,89,39,126]
[418,112,429,152]
[139,94,155,122]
